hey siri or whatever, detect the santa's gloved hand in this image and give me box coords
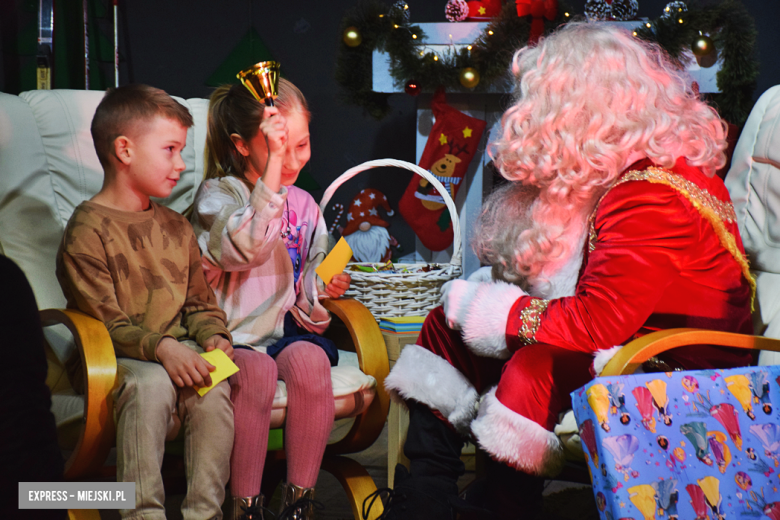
[440,279,481,331]
[441,278,527,359]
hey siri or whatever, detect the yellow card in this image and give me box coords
[197,349,240,396]
[315,236,353,285]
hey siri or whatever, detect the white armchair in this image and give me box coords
[725,85,780,363]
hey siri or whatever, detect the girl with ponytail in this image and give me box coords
[192,79,350,520]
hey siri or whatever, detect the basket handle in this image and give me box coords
[319,159,462,266]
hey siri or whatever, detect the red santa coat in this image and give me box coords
[385,158,754,477]
[507,157,754,367]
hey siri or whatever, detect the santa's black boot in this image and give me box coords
[362,401,464,519]
[451,456,544,520]
[484,456,545,520]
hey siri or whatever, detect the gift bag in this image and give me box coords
[571,366,780,519]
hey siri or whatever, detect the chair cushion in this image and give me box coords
[52,357,377,449]
[554,410,585,462]
[51,390,87,450]
[269,366,377,429]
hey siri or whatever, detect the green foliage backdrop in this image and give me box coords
[336,0,758,125]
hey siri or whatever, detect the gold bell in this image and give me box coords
[237,61,281,107]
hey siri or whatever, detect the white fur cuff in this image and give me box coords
[462,282,526,359]
[384,344,479,435]
[593,345,623,376]
[471,387,565,478]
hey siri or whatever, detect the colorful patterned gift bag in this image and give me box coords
[571,366,780,520]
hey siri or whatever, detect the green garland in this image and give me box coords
[636,0,758,125]
[335,0,758,125]
[335,1,571,119]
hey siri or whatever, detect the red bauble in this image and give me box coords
[445,0,469,22]
[405,80,421,96]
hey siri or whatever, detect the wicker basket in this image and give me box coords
[320,159,463,320]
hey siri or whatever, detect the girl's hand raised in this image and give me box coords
[260,106,288,156]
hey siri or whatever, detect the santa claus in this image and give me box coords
[340,188,398,263]
[367,23,755,520]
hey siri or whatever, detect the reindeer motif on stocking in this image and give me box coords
[415,139,471,211]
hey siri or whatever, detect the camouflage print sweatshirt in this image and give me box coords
[57,201,231,368]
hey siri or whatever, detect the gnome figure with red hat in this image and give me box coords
[340,189,398,263]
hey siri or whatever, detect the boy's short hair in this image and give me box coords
[91,84,193,168]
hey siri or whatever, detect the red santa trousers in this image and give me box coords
[387,306,592,477]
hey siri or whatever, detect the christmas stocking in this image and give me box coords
[399,88,487,251]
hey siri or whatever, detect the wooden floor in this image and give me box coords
[96,418,597,519]
[95,418,469,520]
[314,418,395,520]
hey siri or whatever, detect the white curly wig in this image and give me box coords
[484,22,727,282]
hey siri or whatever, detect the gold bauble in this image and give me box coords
[459,67,480,89]
[343,26,362,48]
[692,33,715,57]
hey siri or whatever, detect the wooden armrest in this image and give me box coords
[40,309,117,480]
[601,328,780,377]
[322,298,390,454]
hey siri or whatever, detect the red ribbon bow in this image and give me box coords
[515,0,558,45]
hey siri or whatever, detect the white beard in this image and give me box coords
[527,221,588,300]
[344,226,391,262]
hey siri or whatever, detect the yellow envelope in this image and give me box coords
[315,236,353,285]
[197,349,240,396]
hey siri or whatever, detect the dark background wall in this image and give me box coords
[2,0,779,254]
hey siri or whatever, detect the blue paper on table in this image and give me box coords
[571,365,780,520]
